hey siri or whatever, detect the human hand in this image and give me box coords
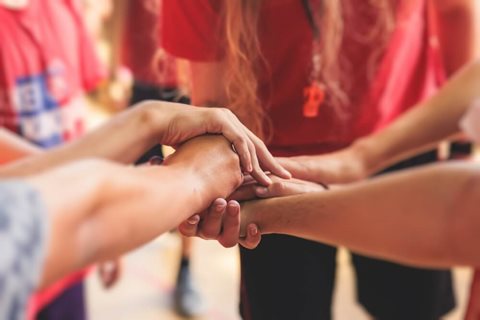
[98,258,122,289]
[276,146,368,185]
[139,101,290,185]
[178,199,261,249]
[230,174,328,202]
[164,135,243,202]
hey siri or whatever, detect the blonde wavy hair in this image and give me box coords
[222,0,396,139]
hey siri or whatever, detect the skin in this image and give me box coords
[277,60,480,185]
[27,135,243,288]
[193,60,480,257]
[239,161,480,269]
[0,100,289,183]
[181,0,478,237]
[278,0,479,184]
[0,101,278,286]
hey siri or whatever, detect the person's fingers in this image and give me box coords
[178,214,200,237]
[246,130,291,179]
[254,177,327,198]
[198,198,227,239]
[254,181,301,198]
[98,260,121,289]
[247,139,272,186]
[207,108,253,173]
[228,184,257,202]
[218,201,241,248]
[240,223,261,249]
[275,157,309,180]
[225,128,252,173]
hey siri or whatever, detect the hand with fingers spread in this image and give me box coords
[141,101,291,185]
[179,199,261,249]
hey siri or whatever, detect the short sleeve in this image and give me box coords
[161,0,224,62]
[0,181,49,320]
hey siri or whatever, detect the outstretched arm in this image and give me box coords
[241,161,480,268]
[0,101,288,183]
[27,135,242,288]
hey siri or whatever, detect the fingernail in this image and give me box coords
[255,186,268,196]
[215,204,225,212]
[149,156,164,165]
[187,215,200,225]
[249,224,258,236]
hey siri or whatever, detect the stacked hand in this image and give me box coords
[141,101,291,186]
[179,174,328,249]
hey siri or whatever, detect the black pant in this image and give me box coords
[129,81,190,164]
[240,150,455,320]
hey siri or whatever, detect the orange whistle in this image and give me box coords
[303,82,325,118]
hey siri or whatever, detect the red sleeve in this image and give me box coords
[161,0,224,62]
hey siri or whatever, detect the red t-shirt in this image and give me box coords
[0,0,105,147]
[121,0,179,87]
[162,0,444,156]
[0,0,103,316]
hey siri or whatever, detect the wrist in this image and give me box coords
[351,137,382,177]
[135,101,170,146]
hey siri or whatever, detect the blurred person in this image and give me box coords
[0,0,110,319]
[162,0,476,319]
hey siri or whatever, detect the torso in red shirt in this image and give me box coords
[162,0,443,156]
[0,0,105,147]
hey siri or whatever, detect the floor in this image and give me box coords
[87,233,472,320]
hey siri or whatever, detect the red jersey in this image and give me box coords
[121,0,179,87]
[162,0,444,156]
[0,0,105,147]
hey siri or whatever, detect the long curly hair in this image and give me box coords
[222,0,396,139]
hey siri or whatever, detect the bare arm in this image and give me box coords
[279,60,480,183]
[0,128,41,164]
[435,0,477,76]
[242,161,480,268]
[28,135,242,288]
[0,100,288,181]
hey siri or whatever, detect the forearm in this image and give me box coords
[31,160,208,287]
[0,128,41,164]
[355,61,480,174]
[33,136,241,287]
[247,162,480,268]
[0,102,163,177]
